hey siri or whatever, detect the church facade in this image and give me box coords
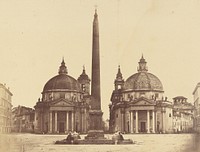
[34,60,91,134]
[109,56,173,133]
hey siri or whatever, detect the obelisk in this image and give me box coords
[91,9,101,110]
[86,9,104,139]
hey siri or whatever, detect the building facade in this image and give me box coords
[0,83,12,133]
[34,61,91,134]
[193,83,200,133]
[109,56,173,133]
[172,96,194,133]
[12,106,35,133]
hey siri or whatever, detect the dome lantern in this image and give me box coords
[58,57,68,75]
[137,55,148,72]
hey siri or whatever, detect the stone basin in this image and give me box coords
[55,138,134,145]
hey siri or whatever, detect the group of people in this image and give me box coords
[66,131,81,143]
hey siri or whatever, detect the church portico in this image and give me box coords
[48,110,75,133]
[129,109,156,133]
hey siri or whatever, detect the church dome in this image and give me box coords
[43,59,81,92]
[124,56,163,91]
[124,72,163,91]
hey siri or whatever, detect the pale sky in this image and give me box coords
[1,0,200,120]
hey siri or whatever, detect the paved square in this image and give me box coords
[0,134,199,152]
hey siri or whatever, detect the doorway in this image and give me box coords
[59,122,65,133]
[157,124,160,133]
[141,122,146,132]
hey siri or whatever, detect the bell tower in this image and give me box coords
[114,65,124,90]
[77,66,90,96]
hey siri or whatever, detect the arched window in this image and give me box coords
[81,84,86,92]
[117,85,121,89]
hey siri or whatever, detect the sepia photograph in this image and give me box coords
[0,0,200,152]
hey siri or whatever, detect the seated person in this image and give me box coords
[72,131,81,140]
[112,131,118,141]
[112,131,124,141]
[118,132,124,140]
[66,132,74,143]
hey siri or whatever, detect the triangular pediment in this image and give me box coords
[50,99,74,107]
[132,97,155,106]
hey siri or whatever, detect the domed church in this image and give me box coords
[34,59,91,134]
[109,55,173,133]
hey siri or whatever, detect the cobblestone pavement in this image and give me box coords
[0,133,199,152]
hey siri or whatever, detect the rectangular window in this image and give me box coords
[60,93,65,98]
[155,93,159,98]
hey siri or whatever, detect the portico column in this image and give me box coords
[135,110,138,133]
[130,111,133,133]
[82,110,84,132]
[66,111,69,132]
[84,108,87,132]
[147,110,150,133]
[155,111,157,132]
[55,111,57,133]
[152,110,155,133]
[121,109,124,132]
[162,110,165,133]
[71,111,74,131]
[49,111,52,133]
